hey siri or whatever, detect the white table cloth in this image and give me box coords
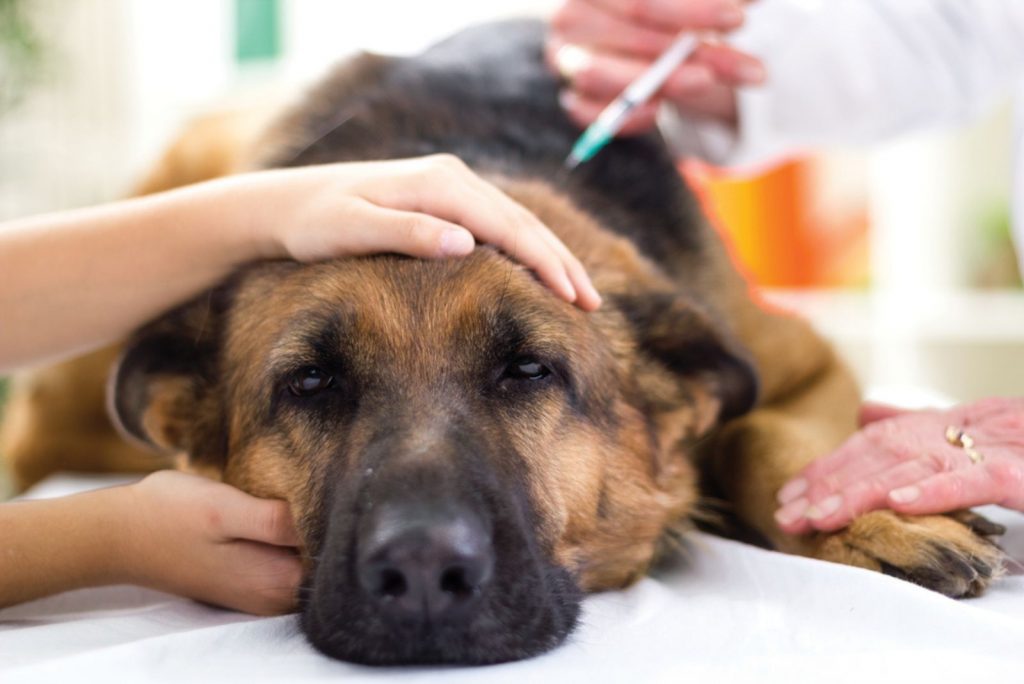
[2,474,1023,683]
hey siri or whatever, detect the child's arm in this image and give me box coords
[0,156,600,373]
[0,471,302,615]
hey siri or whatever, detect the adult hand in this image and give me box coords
[774,398,1024,534]
[547,0,764,134]
[124,471,303,615]
[243,155,601,311]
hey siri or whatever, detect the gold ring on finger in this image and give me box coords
[945,425,983,464]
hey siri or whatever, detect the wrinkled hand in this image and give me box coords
[547,0,764,134]
[124,471,303,615]
[775,398,1024,534]
[244,155,600,311]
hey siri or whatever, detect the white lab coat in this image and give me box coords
[660,0,1024,264]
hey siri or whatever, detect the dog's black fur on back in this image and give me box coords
[268,20,711,272]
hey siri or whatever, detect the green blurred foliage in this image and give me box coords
[0,0,46,113]
[972,202,1022,288]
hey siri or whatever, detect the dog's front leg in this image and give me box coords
[704,350,1005,598]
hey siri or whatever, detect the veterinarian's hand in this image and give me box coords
[774,398,1024,534]
[548,0,764,133]
[243,156,601,311]
[124,471,303,615]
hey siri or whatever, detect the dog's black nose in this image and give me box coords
[358,504,494,622]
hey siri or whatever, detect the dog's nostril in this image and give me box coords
[358,504,494,623]
[440,566,474,598]
[377,568,407,598]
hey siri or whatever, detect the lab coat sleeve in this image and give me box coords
[659,0,1024,168]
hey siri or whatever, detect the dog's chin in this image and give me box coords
[298,563,582,666]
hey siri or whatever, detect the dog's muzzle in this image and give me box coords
[299,442,581,666]
[356,501,494,624]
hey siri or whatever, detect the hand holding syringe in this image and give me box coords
[548,0,764,162]
[565,33,701,168]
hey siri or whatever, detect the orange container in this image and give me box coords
[684,158,869,288]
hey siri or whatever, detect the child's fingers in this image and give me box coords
[459,172,602,310]
[341,199,478,259]
[239,544,304,615]
[219,495,301,547]
[413,176,577,304]
[356,155,598,308]
[208,541,303,615]
[535,226,603,311]
[414,158,598,308]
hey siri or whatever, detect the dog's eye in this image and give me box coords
[287,366,335,396]
[504,357,551,381]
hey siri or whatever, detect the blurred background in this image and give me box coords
[1,0,1023,495]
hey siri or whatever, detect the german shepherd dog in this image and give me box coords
[1,21,1006,665]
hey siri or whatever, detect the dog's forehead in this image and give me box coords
[228,251,582,363]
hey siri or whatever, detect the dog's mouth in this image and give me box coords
[296,460,582,666]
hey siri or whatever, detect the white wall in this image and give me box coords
[868,104,1015,294]
[0,0,558,220]
[0,0,235,218]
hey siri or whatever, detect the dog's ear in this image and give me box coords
[108,289,231,468]
[613,291,759,433]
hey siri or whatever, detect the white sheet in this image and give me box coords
[2,474,1023,683]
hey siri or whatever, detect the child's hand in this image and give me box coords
[231,155,601,311]
[0,154,600,372]
[123,471,303,616]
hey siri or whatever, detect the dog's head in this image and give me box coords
[109,182,756,665]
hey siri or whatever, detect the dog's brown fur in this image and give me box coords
[1,28,1005,625]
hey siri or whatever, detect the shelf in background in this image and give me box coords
[764,288,1024,403]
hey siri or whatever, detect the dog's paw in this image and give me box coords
[811,509,1006,598]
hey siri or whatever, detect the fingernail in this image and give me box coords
[439,228,474,256]
[889,486,920,504]
[737,62,766,84]
[560,274,578,302]
[777,478,807,504]
[774,498,809,527]
[806,494,842,520]
[555,44,591,81]
[580,278,601,309]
